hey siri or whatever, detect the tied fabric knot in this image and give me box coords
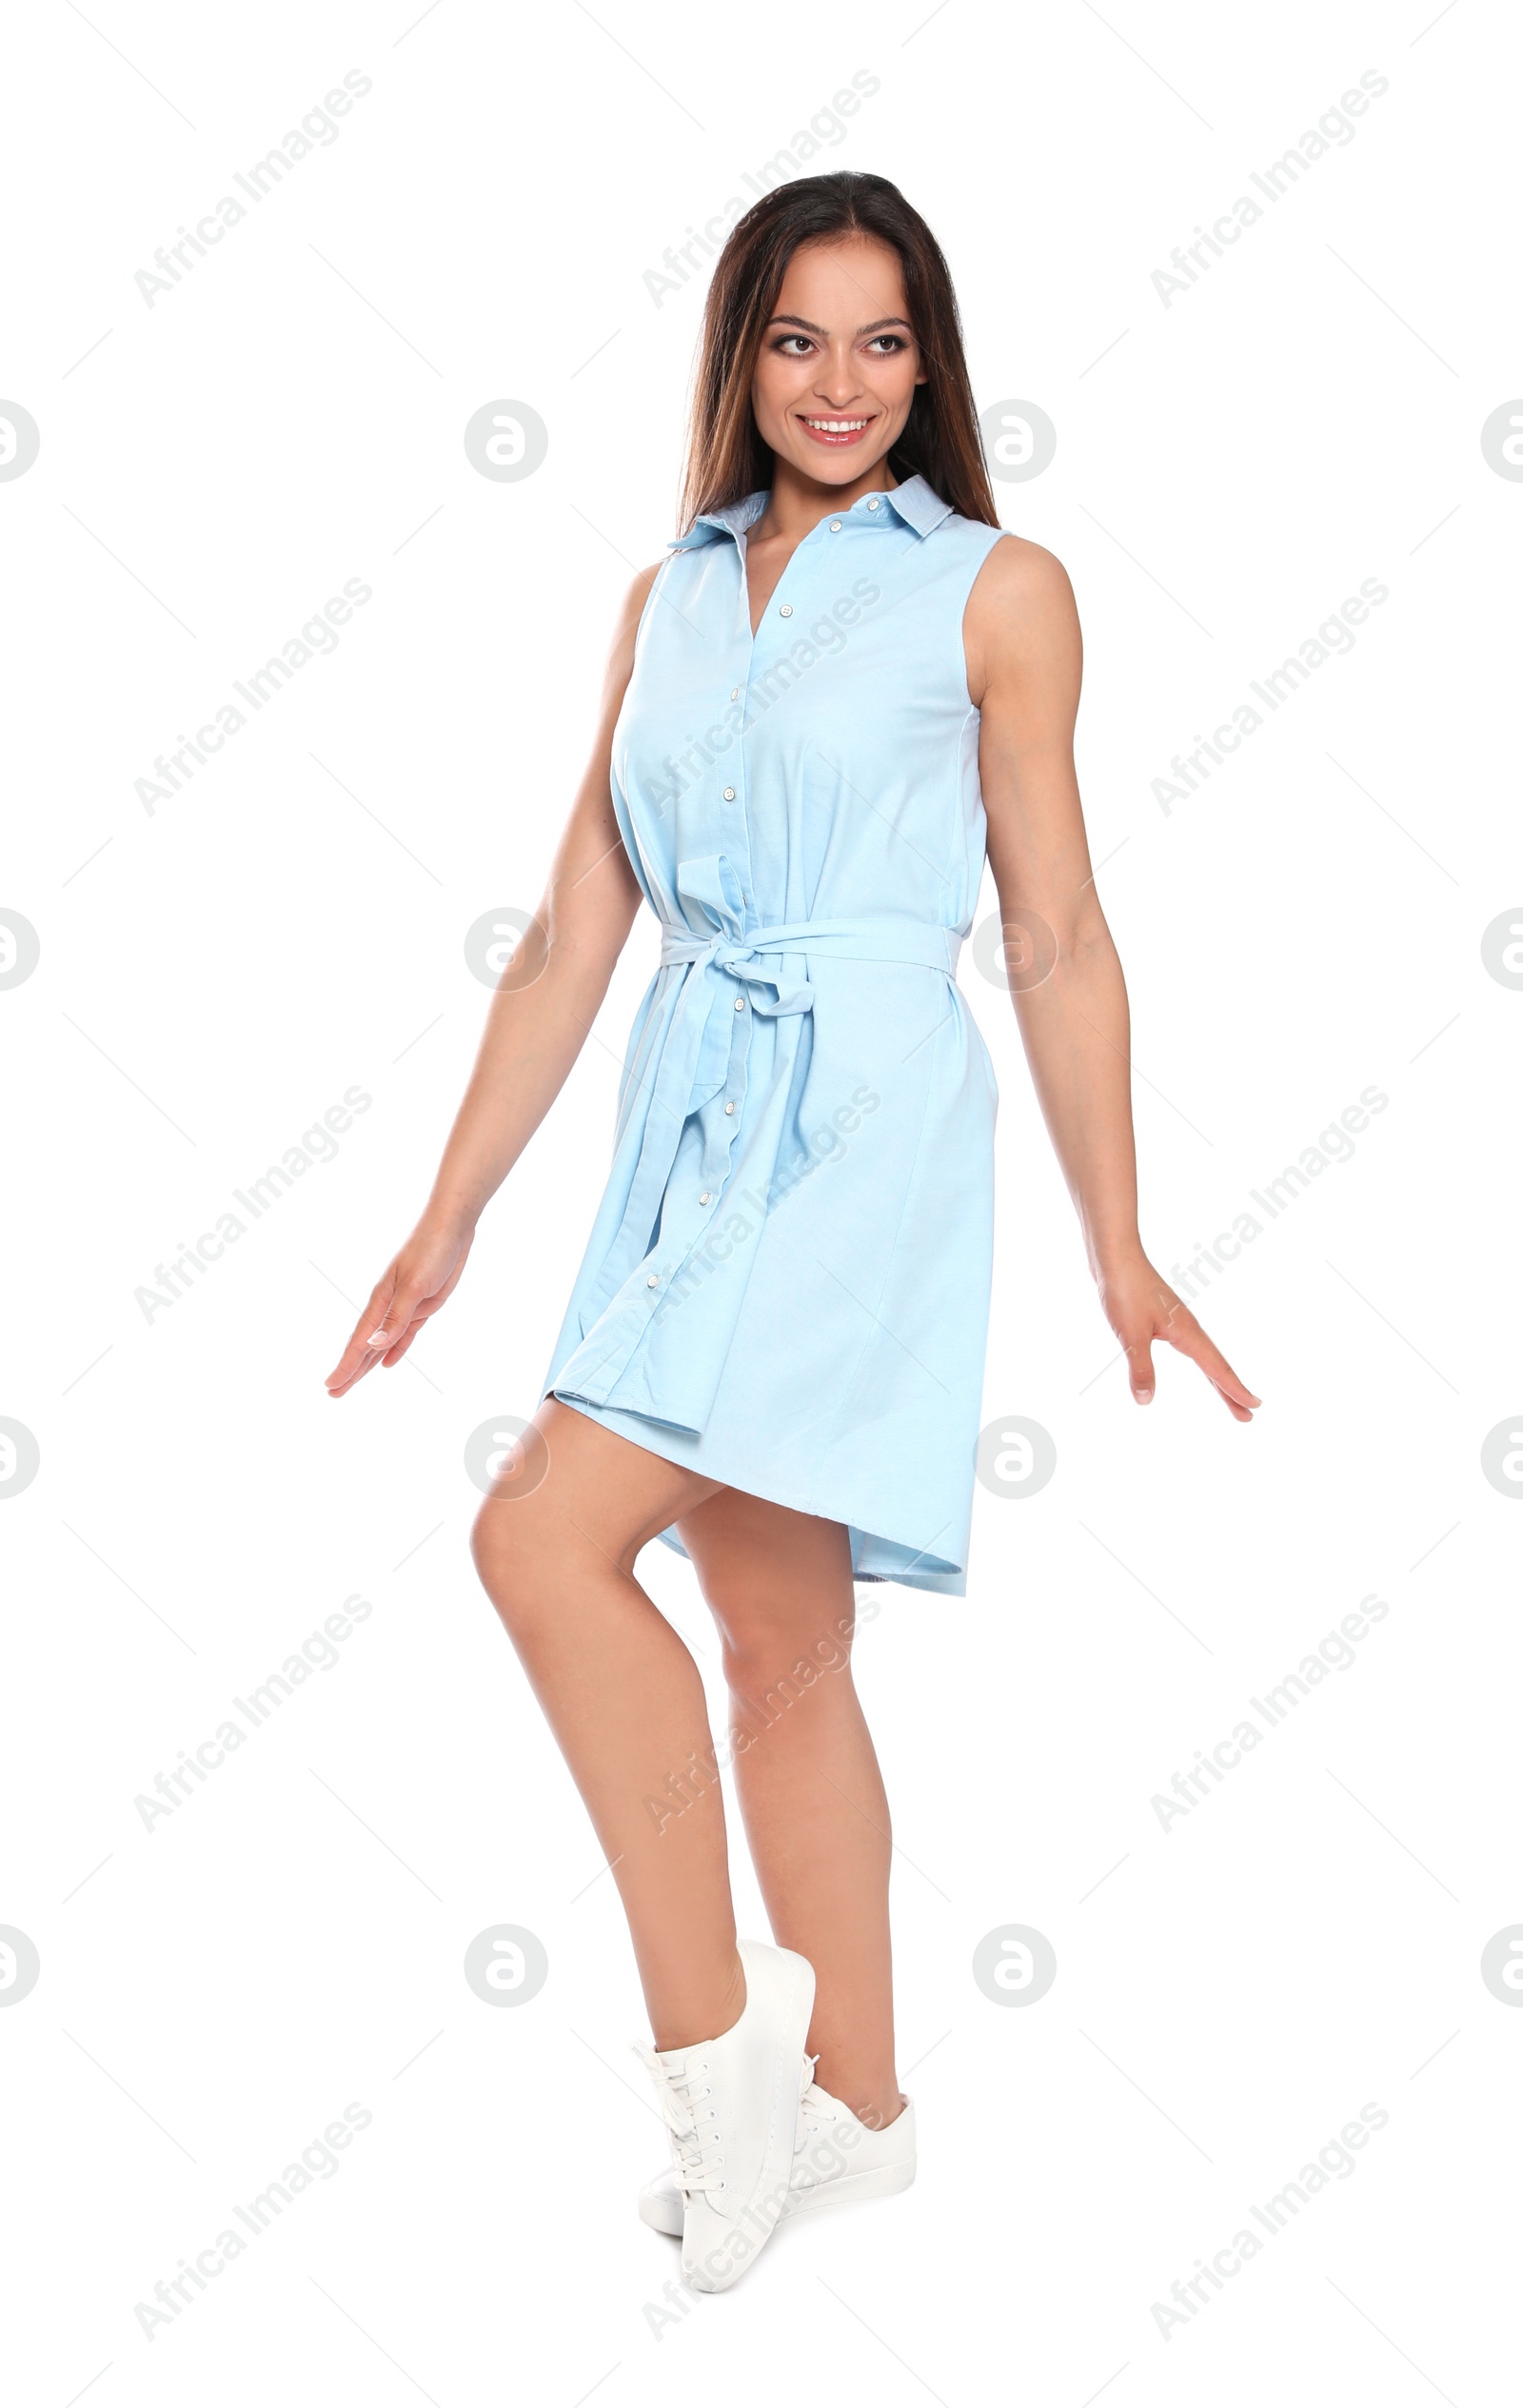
[658,928,816,1017]
[565,851,965,1382]
[660,853,816,1016]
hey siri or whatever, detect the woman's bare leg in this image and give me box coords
[674,1488,903,2131]
[470,1399,740,2049]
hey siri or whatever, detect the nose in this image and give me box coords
[813,348,861,408]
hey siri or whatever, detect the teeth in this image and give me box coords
[803,417,869,430]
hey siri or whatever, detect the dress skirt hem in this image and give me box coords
[545,1387,969,1596]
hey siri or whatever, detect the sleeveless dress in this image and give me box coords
[543,474,1009,1594]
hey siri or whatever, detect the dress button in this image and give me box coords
[867,496,880,510]
[700,1192,711,1206]
[829,520,841,532]
[779,603,793,618]
[722,785,735,800]
[646,1273,659,1288]
[724,1101,735,1115]
[730,687,739,700]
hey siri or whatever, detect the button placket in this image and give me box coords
[719,556,757,912]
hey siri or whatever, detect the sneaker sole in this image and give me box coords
[680,1944,815,2289]
[640,2152,916,2237]
[785,2157,917,2220]
[732,1944,816,2240]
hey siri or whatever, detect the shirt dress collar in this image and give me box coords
[673,472,953,550]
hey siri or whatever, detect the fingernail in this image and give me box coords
[366,1330,389,1347]
[1137,1388,1154,1405]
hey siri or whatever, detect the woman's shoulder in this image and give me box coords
[602,560,670,689]
[959,529,1079,705]
[952,517,1069,594]
[960,524,1076,627]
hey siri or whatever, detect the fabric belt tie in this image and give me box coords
[657,913,960,998]
[578,852,962,1339]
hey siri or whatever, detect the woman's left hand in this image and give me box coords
[1098,1253,1261,1422]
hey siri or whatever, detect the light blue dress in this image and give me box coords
[544,475,1008,1593]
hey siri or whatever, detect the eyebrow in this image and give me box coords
[764,313,913,338]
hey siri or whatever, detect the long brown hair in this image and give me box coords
[677,171,998,535]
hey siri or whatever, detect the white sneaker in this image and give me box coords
[632,1937,815,2294]
[640,2062,917,2236]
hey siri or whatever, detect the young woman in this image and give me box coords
[326,171,1257,2293]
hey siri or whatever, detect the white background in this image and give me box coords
[3,1,1518,2400]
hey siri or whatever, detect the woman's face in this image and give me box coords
[750,234,926,487]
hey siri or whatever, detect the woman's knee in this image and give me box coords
[706,1578,857,1696]
[470,1492,564,1637]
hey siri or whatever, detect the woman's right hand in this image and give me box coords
[325,1214,476,1397]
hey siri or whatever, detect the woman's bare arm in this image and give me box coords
[966,536,1258,1419]
[325,564,655,1395]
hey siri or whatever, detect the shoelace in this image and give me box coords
[632,2042,729,2201]
[794,2054,824,2153]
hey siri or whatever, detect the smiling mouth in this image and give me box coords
[797,413,876,445]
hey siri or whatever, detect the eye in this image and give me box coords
[866,334,910,355]
[773,334,815,357]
